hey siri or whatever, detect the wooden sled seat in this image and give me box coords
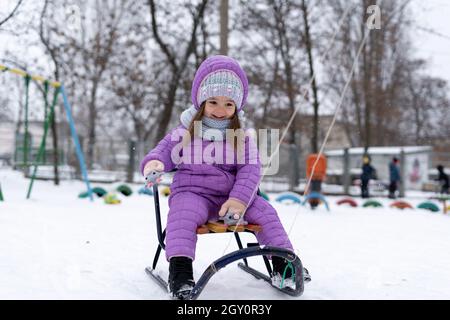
[197,220,262,234]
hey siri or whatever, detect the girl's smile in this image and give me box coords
[204,96,236,120]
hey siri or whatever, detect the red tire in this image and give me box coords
[390,201,413,209]
[336,198,358,207]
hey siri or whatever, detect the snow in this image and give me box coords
[1,168,450,300]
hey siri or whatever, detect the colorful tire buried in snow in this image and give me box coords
[161,186,171,197]
[417,202,440,213]
[104,192,121,205]
[78,191,90,199]
[336,198,358,207]
[259,190,270,201]
[78,187,107,198]
[390,201,413,210]
[275,192,302,204]
[117,184,133,196]
[138,187,153,196]
[92,187,107,197]
[363,200,383,208]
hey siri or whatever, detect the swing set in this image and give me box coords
[0,64,93,201]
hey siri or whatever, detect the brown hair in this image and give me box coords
[184,102,242,149]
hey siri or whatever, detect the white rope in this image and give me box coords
[287,29,371,237]
[221,2,355,257]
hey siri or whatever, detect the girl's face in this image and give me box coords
[203,96,236,120]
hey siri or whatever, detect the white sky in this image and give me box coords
[411,0,450,82]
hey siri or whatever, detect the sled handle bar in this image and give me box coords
[152,183,166,250]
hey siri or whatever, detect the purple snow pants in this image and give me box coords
[165,191,294,261]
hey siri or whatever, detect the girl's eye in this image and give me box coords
[227,103,234,108]
[209,101,217,105]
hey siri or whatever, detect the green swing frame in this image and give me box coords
[0,64,93,200]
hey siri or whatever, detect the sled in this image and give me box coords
[145,182,309,300]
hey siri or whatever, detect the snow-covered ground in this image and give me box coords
[0,168,449,300]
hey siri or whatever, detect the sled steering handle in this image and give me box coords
[145,170,164,187]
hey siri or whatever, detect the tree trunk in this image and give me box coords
[155,75,179,142]
[301,0,320,154]
[219,0,228,55]
[40,0,60,185]
[87,80,98,169]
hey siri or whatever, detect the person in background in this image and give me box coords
[388,157,400,199]
[436,165,449,194]
[360,155,375,198]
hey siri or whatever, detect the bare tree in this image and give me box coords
[235,0,312,189]
[43,0,133,168]
[39,0,61,185]
[219,0,229,55]
[147,0,209,142]
[324,0,414,148]
[300,0,320,153]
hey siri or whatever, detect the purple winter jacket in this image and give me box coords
[140,126,261,206]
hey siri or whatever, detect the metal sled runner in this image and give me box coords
[145,182,308,300]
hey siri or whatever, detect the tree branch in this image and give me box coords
[0,0,24,27]
[148,0,177,71]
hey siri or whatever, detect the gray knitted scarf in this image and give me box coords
[180,105,245,141]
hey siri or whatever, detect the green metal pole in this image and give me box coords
[43,81,49,164]
[23,75,31,169]
[0,183,4,201]
[26,87,60,199]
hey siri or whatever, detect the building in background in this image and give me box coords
[325,146,433,191]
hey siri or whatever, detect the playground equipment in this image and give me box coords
[78,186,107,198]
[417,202,440,213]
[0,64,93,200]
[304,154,329,210]
[116,184,133,196]
[336,198,358,207]
[138,186,154,196]
[78,191,91,199]
[104,192,121,205]
[430,195,450,214]
[92,187,107,197]
[390,201,413,210]
[302,192,329,211]
[145,171,309,300]
[161,186,171,197]
[362,200,383,208]
[275,192,302,204]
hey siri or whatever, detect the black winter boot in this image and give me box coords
[168,257,195,300]
[271,256,311,289]
[271,256,295,289]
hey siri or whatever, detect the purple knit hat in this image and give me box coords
[191,55,249,111]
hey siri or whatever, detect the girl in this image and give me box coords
[141,55,300,298]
